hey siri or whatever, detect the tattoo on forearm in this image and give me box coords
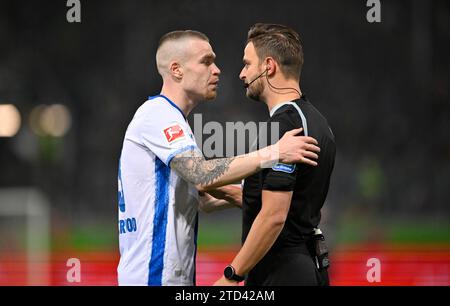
[170,149,235,186]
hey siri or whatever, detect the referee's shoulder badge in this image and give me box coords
[163,123,185,144]
[272,163,296,173]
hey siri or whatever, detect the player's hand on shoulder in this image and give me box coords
[276,128,320,166]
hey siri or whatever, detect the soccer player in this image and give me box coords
[117,30,321,286]
[211,23,336,286]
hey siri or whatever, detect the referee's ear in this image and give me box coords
[264,57,277,76]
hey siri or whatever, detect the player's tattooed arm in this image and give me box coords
[170,148,238,189]
[170,128,321,190]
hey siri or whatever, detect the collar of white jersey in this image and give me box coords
[148,94,186,120]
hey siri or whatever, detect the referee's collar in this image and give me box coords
[269,99,301,117]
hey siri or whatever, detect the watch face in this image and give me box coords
[224,266,234,279]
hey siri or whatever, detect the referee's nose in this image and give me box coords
[239,68,246,82]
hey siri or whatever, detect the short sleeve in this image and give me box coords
[261,109,302,191]
[139,101,199,167]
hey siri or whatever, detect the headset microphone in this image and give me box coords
[243,68,301,97]
[243,69,267,89]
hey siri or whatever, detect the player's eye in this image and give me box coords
[201,57,214,66]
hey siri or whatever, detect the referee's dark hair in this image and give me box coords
[247,23,304,81]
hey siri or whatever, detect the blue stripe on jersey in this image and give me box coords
[148,95,186,120]
[118,159,126,213]
[193,213,199,286]
[148,157,170,286]
[166,145,198,167]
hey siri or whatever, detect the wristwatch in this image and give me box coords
[223,265,245,282]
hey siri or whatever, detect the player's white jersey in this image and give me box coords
[117,95,199,286]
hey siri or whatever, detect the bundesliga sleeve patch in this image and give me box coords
[163,124,185,144]
[272,163,296,173]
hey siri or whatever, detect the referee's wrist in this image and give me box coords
[224,264,245,282]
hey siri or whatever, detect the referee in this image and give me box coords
[214,23,336,286]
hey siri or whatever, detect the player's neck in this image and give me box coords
[160,87,198,118]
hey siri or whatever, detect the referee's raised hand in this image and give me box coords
[275,128,320,166]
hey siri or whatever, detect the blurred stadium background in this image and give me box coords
[0,0,449,285]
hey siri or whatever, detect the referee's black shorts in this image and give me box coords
[245,243,330,286]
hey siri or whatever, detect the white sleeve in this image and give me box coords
[139,106,199,167]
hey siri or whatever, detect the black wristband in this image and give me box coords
[223,265,245,282]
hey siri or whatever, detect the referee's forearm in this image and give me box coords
[204,185,243,207]
[230,214,284,276]
[198,197,235,213]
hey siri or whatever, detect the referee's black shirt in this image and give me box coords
[242,96,336,250]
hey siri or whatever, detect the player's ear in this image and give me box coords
[169,61,183,80]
